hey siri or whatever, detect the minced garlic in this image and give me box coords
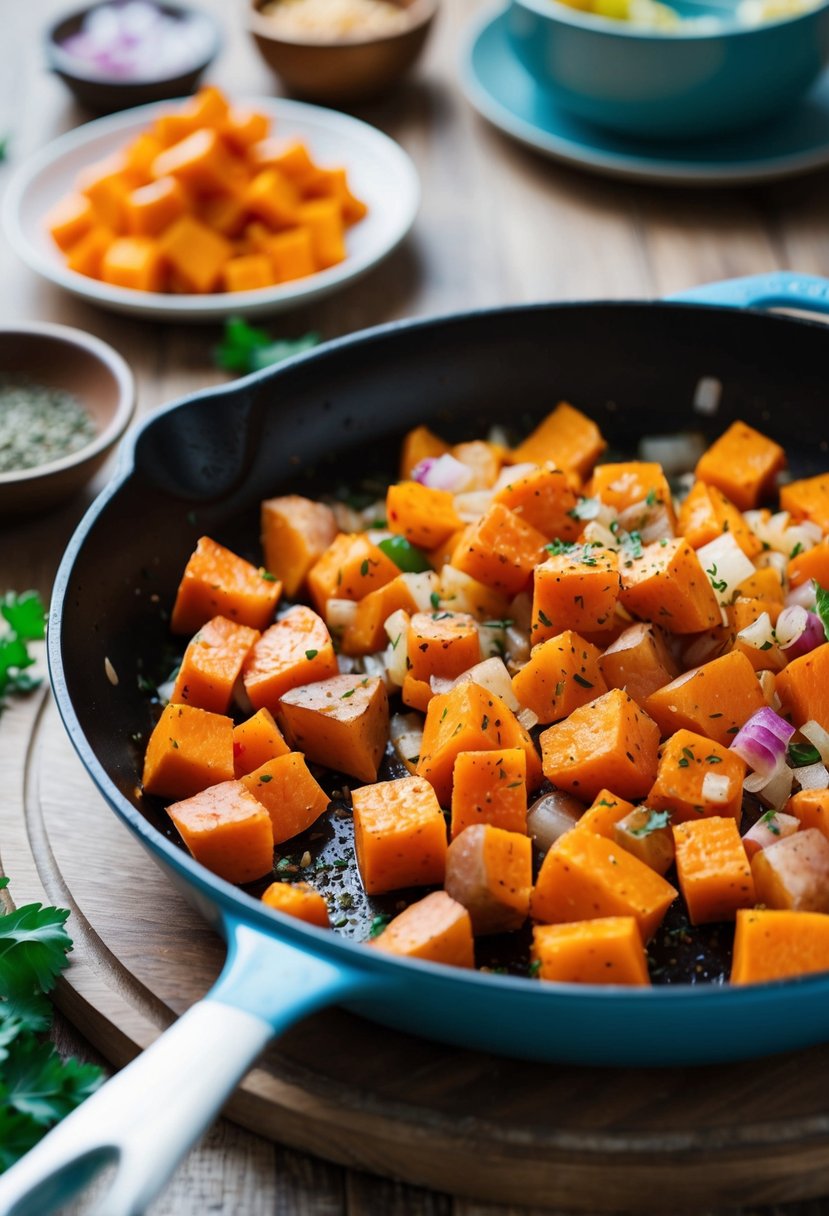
[259,0,411,39]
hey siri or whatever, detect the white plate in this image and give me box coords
[3,98,420,320]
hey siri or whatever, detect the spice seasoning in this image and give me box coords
[259,0,411,38]
[0,377,96,472]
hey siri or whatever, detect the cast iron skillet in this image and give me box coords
[5,271,829,1216]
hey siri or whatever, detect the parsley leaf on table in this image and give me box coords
[214,316,320,374]
[0,591,46,710]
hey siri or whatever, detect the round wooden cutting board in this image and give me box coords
[5,685,829,1212]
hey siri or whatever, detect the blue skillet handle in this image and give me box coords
[0,916,376,1216]
[669,270,829,315]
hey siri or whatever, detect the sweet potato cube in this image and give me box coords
[153,110,200,148]
[65,226,113,278]
[742,810,799,859]
[434,566,510,622]
[574,789,636,839]
[306,532,400,616]
[531,828,677,941]
[450,748,527,838]
[167,780,274,884]
[186,84,231,127]
[445,824,532,935]
[510,402,606,481]
[170,615,260,714]
[731,908,829,984]
[302,165,368,225]
[539,688,660,803]
[122,131,164,175]
[241,752,330,844]
[278,674,389,783]
[612,808,674,875]
[151,128,237,194]
[157,215,232,294]
[298,198,346,268]
[125,176,189,236]
[645,650,766,746]
[451,440,502,490]
[47,192,96,251]
[352,775,448,894]
[242,604,339,712]
[261,227,316,282]
[531,545,620,641]
[386,481,462,550]
[262,881,329,928]
[673,817,754,924]
[82,170,133,231]
[780,473,829,532]
[786,789,829,840]
[532,917,651,986]
[233,707,290,778]
[371,891,473,967]
[399,425,449,479]
[735,566,784,602]
[677,481,761,559]
[142,703,234,801]
[776,642,829,728]
[222,254,275,292]
[100,237,165,292]
[589,462,674,518]
[261,138,316,180]
[751,828,829,913]
[260,494,339,600]
[171,535,282,635]
[452,503,547,598]
[221,106,270,152]
[245,168,301,229]
[199,192,247,238]
[788,539,829,591]
[417,681,542,806]
[619,538,721,634]
[695,420,786,511]
[512,629,606,724]
[341,574,419,657]
[646,729,746,823]
[406,610,481,683]
[598,622,680,707]
[493,464,580,541]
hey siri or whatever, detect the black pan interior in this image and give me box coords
[54,301,829,982]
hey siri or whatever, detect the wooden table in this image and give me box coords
[4,0,829,1212]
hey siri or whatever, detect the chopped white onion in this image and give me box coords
[736,611,776,651]
[527,791,585,855]
[786,581,818,611]
[617,499,675,544]
[383,608,411,687]
[325,597,357,632]
[638,432,707,476]
[390,712,424,771]
[336,654,358,674]
[701,772,732,805]
[756,669,778,706]
[411,453,472,493]
[517,706,539,731]
[493,462,537,494]
[743,764,794,810]
[454,489,494,521]
[794,761,829,791]
[801,720,829,766]
[582,520,619,549]
[360,652,392,688]
[401,571,438,613]
[452,657,520,711]
[696,533,755,606]
[743,510,822,558]
[756,550,789,581]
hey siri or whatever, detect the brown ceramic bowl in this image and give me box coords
[246,0,438,104]
[0,323,136,517]
[45,1,221,115]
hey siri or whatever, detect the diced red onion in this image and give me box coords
[410,453,471,493]
[730,707,795,776]
[776,606,826,659]
[786,581,817,611]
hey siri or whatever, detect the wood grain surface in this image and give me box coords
[4,0,829,1212]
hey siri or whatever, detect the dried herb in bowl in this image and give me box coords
[0,377,96,473]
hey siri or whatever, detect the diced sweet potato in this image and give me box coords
[47,192,96,251]
[531,545,620,641]
[157,215,233,293]
[232,708,290,778]
[298,198,346,269]
[406,610,482,683]
[672,817,755,924]
[776,642,829,728]
[493,464,580,541]
[399,425,449,479]
[386,481,462,550]
[444,824,532,935]
[371,891,473,967]
[171,535,282,635]
[450,747,527,838]
[539,688,660,803]
[167,779,274,884]
[735,566,784,602]
[222,253,276,292]
[417,681,542,806]
[278,674,389,783]
[751,828,829,913]
[352,775,448,894]
[306,532,400,616]
[100,236,165,292]
[242,605,339,712]
[731,908,829,984]
[510,402,606,481]
[261,881,330,928]
[125,175,189,236]
[260,494,339,600]
[644,651,766,746]
[785,789,829,840]
[452,503,547,597]
[598,622,681,707]
[612,808,674,875]
[742,810,799,859]
[241,752,330,844]
[646,729,746,823]
[574,789,636,839]
[589,462,674,520]
[142,703,234,801]
[512,629,607,724]
[451,440,502,490]
[531,828,677,941]
[170,616,260,714]
[341,575,419,657]
[695,420,786,511]
[780,473,829,532]
[619,538,721,634]
[532,917,650,986]
[677,481,761,559]
[788,539,829,590]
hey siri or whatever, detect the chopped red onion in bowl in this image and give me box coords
[59,2,215,82]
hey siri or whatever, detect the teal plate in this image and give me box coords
[460,4,829,185]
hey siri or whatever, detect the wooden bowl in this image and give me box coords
[246,0,438,104]
[0,323,135,517]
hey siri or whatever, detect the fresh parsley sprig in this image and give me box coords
[0,876,103,1171]
[0,591,46,713]
[214,317,320,375]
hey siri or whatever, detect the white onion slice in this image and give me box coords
[696,533,755,606]
[390,713,424,771]
[737,611,776,651]
[517,706,539,731]
[325,598,357,631]
[401,571,437,613]
[786,581,817,611]
[744,763,794,810]
[794,761,829,791]
[801,720,829,766]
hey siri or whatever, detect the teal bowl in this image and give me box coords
[506,0,829,140]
